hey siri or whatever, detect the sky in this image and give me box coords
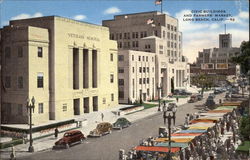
[0,0,249,63]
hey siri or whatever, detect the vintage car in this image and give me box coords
[188,95,198,103]
[112,117,131,130]
[89,122,112,137]
[54,130,85,149]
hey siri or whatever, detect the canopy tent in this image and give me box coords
[207,110,231,113]
[176,129,207,134]
[215,106,237,110]
[188,122,215,127]
[190,119,217,124]
[199,116,222,120]
[222,102,242,106]
[171,133,203,137]
[199,112,226,117]
[134,146,180,153]
[155,142,189,148]
[188,126,210,130]
[154,137,194,143]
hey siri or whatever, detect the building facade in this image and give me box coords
[103,11,190,103]
[191,33,240,76]
[1,16,118,124]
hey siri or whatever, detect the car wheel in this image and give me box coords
[65,143,70,149]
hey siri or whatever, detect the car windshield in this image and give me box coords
[64,133,72,137]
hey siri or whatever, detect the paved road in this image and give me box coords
[19,93,224,160]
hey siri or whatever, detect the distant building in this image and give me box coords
[103,11,190,103]
[0,16,118,124]
[191,33,240,76]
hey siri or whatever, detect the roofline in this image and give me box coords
[9,15,103,28]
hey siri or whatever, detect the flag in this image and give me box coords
[155,0,162,5]
[147,18,154,25]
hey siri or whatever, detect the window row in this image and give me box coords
[167,41,178,48]
[5,46,43,59]
[118,55,154,62]
[139,78,150,84]
[110,31,148,40]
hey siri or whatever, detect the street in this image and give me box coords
[19,93,224,160]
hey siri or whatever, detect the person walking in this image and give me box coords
[101,113,104,121]
[176,97,179,103]
[54,128,59,139]
[172,106,177,125]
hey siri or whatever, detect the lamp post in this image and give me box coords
[163,110,175,160]
[27,96,35,152]
[157,83,162,111]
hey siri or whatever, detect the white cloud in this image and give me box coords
[11,12,43,20]
[73,14,87,21]
[103,7,121,15]
[238,11,249,19]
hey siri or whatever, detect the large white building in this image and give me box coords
[103,11,190,103]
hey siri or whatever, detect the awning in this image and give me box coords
[155,142,189,148]
[215,106,237,110]
[134,146,180,153]
[188,126,210,130]
[222,102,242,106]
[190,119,217,124]
[154,137,194,143]
[199,112,225,117]
[176,129,207,134]
[171,133,203,136]
[208,110,231,113]
[188,122,215,127]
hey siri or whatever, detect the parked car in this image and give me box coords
[167,102,177,111]
[112,117,131,130]
[54,130,85,149]
[197,94,203,101]
[89,122,112,137]
[188,95,198,103]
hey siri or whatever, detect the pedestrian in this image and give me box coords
[176,97,179,103]
[172,106,177,125]
[101,113,104,121]
[10,144,16,160]
[54,128,59,139]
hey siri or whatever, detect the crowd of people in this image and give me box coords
[120,106,247,160]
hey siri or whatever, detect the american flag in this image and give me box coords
[155,0,162,5]
[147,18,154,25]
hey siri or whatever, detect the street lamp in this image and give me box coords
[157,83,162,111]
[27,96,35,152]
[163,110,175,160]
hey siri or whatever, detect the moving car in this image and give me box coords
[89,122,112,137]
[188,95,199,103]
[54,130,85,149]
[112,117,131,130]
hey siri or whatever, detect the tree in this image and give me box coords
[239,116,250,141]
[231,41,250,74]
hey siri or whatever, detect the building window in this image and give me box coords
[118,67,124,73]
[103,98,106,104]
[110,53,113,61]
[18,104,23,115]
[143,67,146,73]
[172,69,174,73]
[143,78,146,84]
[139,78,142,84]
[135,41,139,47]
[167,24,170,30]
[118,55,124,61]
[37,73,44,88]
[163,31,165,38]
[132,55,134,61]
[18,76,23,89]
[152,67,154,72]
[119,91,124,99]
[135,32,138,38]
[119,79,124,86]
[38,47,43,57]
[147,67,149,72]
[5,76,11,88]
[138,56,141,61]
[139,67,142,73]
[38,103,44,114]
[119,33,122,39]
[18,46,23,57]
[5,47,11,58]
[110,74,114,83]
[63,103,67,112]
[152,57,154,62]
[140,32,144,38]
[132,67,135,73]
[111,94,114,101]
[154,30,158,36]
[144,31,147,37]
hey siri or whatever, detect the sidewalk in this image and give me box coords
[0,96,190,160]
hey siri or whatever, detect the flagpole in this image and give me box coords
[161,0,163,13]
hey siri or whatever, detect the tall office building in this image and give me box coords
[1,16,118,124]
[103,11,190,103]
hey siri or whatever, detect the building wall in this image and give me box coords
[1,16,118,124]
